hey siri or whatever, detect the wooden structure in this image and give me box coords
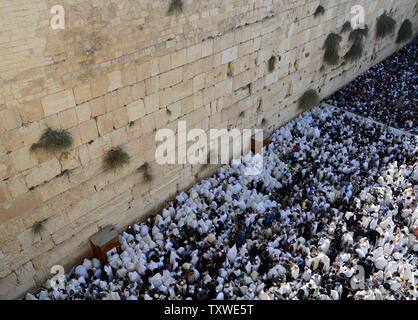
[251,136,270,154]
[89,225,121,263]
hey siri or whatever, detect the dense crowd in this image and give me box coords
[27,104,417,300]
[327,38,417,134]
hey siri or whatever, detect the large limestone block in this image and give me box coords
[221,46,238,65]
[41,90,76,117]
[11,145,38,172]
[127,99,145,122]
[159,67,183,89]
[26,158,61,188]
[79,119,99,144]
[107,70,122,92]
[17,99,44,123]
[0,273,17,300]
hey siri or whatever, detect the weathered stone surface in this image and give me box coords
[127,99,145,122]
[26,158,61,188]
[0,189,43,224]
[73,83,92,105]
[107,70,122,92]
[17,99,44,124]
[0,273,17,299]
[79,119,99,143]
[41,90,76,117]
[58,108,78,130]
[159,67,183,89]
[11,145,38,172]
[89,97,106,118]
[222,46,238,65]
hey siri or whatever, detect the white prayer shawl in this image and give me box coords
[91,258,101,269]
[116,268,128,279]
[136,259,146,275]
[216,292,225,300]
[105,292,120,300]
[399,264,412,281]
[375,257,388,270]
[227,245,238,263]
[75,265,88,278]
[150,273,163,288]
[331,290,339,300]
[291,265,299,279]
[140,225,149,237]
[128,271,141,283]
[82,258,92,270]
[385,261,398,277]
[302,269,312,282]
[25,293,38,300]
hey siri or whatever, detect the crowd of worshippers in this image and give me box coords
[327,38,417,134]
[27,104,418,301]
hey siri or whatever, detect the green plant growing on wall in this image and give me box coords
[376,14,396,39]
[323,33,342,65]
[32,220,45,235]
[396,19,413,43]
[344,42,364,62]
[268,56,276,73]
[166,108,172,116]
[103,147,130,171]
[168,0,183,15]
[298,89,320,110]
[349,25,369,43]
[31,128,73,153]
[345,25,368,62]
[314,5,325,17]
[341,21,352,33]
[137,162,153,181]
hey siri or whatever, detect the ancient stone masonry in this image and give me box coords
[0,0,416,299]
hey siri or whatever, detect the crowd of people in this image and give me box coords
[26,41,417,301]
[327,38,417,134]
[27,105,417,300]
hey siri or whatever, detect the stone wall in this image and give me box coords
[0,0,416,299]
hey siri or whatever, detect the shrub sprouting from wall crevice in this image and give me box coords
[323,33,342,65]
[349,25,369,43]
[376,14,396,39]
[345,25,368,62]
[168,0,183,15]
[103,147,130,171]
[298,89,320,110]
[31,128,73,153]
[345,43,364,62]
[32,220,46,235]
[137,162,153,181]
[314,5,325,17]
[396,19,413,43]
[268,56,276,73]
[341,21,352,33]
